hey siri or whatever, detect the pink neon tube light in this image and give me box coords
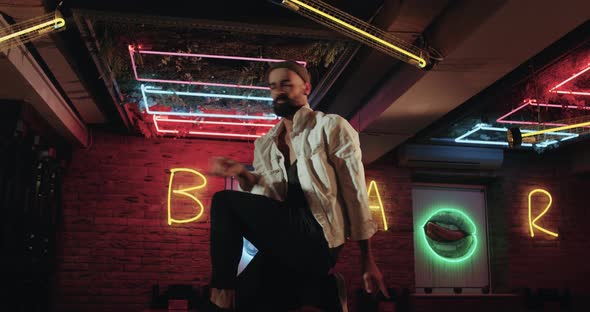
[549,63,590,96]
[129,46,307,90]
[153,115,276,128]
[551,90,590,96]
[152,115,266,139]
[496,99,590,126]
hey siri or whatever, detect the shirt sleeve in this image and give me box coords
[249,138,267,195]
[325,116,377,241]
[252,138,264,175]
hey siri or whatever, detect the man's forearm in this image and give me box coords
[236,170,260,192]
[358,239,375,265]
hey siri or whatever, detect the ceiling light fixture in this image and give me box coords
[521,120,590,137]
[140,84,278,120]
[456,123,577,147]
[153,116,275,128]
[153,115,265,139]
[143,86,272,102]
[276,0,431,68]
[548,63,590,96]
[0,11,65,52]
[129,46,307,89]
[496,99,590,126]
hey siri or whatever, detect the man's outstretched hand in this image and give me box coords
[209,157,245,177]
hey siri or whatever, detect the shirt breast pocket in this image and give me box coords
[258,168,285,199]
[309,149,331,191]
[261,168,282,180]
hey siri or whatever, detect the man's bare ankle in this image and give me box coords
[210,288,236,309]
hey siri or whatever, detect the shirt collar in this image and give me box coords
[267,105,314,140]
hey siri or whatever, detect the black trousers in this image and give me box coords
[209,190,339,311]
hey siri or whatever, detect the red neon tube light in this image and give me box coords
[496,99,590,126]
[548,63,590,96]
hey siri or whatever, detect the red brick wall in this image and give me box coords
[56,130,590,312]
[408,146,590,312]
[56,131,255,311]
[336,159,414,298]
[488,149,590,294]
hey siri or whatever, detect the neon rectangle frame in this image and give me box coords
[129,46,307,90]
[140,84,279,120]
[496,98,590,126]
[154,115,276,128]
[549,62,590,96]
[455,123,578,148]
[152,115,267,139]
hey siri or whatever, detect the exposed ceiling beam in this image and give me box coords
[72,10,132,130]
[72,9,345,40]
[352,0,590,163]
[318,0,450,116]
[1,2,108,125]
[1,14,89,147]
[33,36,107,124]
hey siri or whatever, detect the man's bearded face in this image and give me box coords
[272,93,302,117]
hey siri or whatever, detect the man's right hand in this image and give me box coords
[209,157,245,177]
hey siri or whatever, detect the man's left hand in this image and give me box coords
[362,258,390,299]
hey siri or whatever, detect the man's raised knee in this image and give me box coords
[211,190,238,208]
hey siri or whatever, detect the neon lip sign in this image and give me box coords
[421,208,478,263]
[549,63,590,96]
[129,46,307,90]
[140,84,278,120]
[455,123,578,147]
[496,99,590,126]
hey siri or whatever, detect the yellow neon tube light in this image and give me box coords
[367,180,388,231]
[521,121,590,137]
[167,168,207,225]
[281,0,429,68]
[0,17,65,44]
[528,189,558,238]
[0,11,66,53]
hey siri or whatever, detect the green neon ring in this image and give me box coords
[420,208,478,263]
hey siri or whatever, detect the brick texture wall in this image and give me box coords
[487,149,590,294]
[56,131,255,311]
[55,130,590,312]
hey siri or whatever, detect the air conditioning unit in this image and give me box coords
[397,144,504,170]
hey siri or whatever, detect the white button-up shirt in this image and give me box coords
[251,106,377,248]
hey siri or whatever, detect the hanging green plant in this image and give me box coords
[305,41,347,67]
